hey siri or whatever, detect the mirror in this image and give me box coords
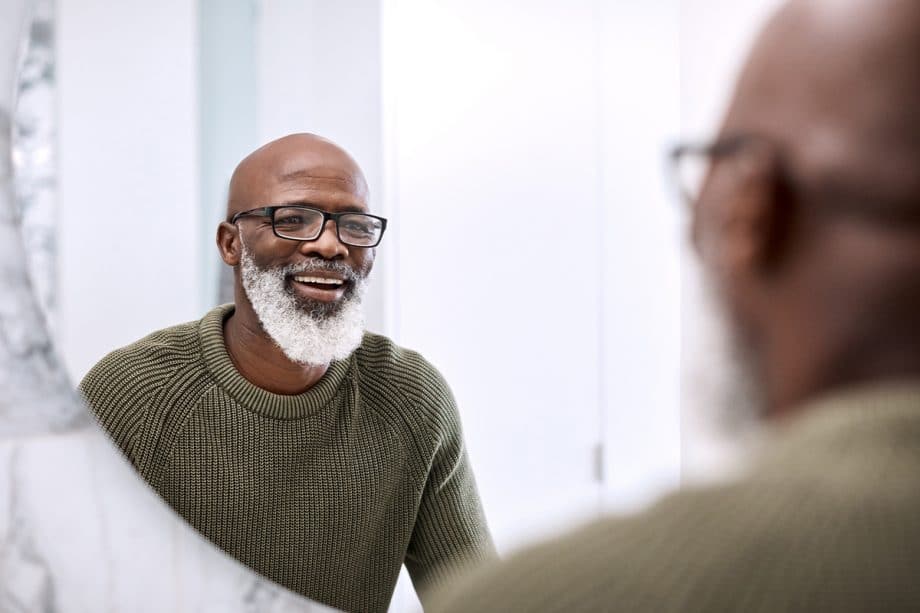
[10,0,776,610]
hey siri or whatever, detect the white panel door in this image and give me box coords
[382,0,606,553]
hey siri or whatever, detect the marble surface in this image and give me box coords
[0,2,334,611]
[0,0,77,441]
[13,0,57,331]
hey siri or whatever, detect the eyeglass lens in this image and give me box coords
[272,206,384,246]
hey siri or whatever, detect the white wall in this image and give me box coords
[57,0,200,380]
[598,1,682,513]
[198,0,258,311]
[382,0,683,550]
[384,0,606,550]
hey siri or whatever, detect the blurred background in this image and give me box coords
[14,0,783,609]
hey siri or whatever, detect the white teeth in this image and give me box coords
[293,275,344,286]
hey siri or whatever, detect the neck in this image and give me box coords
[761,223,920,418]
[223,304,329,395]
[764,315,920,420]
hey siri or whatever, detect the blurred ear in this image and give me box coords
[696,148,789,280]
[216,222,242,266]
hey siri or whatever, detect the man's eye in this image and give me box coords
[276,215,306,225]
[342,221,373,235]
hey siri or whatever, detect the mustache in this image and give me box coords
[279,258,362,282]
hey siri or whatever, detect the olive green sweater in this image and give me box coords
[80,304,494,613]
[432,383,920,612]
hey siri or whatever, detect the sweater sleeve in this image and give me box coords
[402,366,497,605]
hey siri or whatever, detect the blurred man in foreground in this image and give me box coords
[81,134,493,612]
[433,0,920,610]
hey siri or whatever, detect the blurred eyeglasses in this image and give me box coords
[231,205,387,248]
[668,134,765,207]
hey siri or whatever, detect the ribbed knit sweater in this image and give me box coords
[80,304,494,613]
[431,383,920,612]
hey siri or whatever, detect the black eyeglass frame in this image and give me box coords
[669,132,920,230]
[230,204,388,248]
[667,133,767,207]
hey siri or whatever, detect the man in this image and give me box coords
[432,0,920,611]
[81,133,494,612]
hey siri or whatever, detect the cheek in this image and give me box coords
[249,235,300,265]
[351,250,375,278]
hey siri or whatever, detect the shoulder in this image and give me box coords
[352,332,460,433]
[78,315,208,461]
[79,317,203,409]
[355,332,453,395]
[428,483,762,612]
[434,466,920,612]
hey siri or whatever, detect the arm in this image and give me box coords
[404,393,496,606]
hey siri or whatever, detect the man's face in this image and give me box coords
[235,171,376,318]
[229,156,378,365]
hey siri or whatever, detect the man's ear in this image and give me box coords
[730,150,790,275]
[217,222,241,266]
[701,149,789,279]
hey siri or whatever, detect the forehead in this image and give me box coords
[232,140,371,215]
[266,166,370,212]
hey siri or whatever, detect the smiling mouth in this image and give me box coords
[292,275,345,289]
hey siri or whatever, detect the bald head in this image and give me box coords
[722,0,920,206]
[227,133,369,220]
[695,0,920,416]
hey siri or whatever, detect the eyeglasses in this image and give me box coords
[668,134,767,208]
[230,205,388,248]
[671,134,920,227]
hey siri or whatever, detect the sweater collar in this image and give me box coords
[198,304,353,419]
[759,380,920,468]
[774,381,920,437]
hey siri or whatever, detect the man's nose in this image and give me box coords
[300,221,348,259]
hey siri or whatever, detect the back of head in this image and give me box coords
[696,0,920,415]
[725,0,920,203]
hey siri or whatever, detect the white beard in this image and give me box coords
[682,255,766,484]
[239,244,367,366]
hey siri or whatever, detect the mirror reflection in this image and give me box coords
[80,131,498,613]
[35,0,766,611]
